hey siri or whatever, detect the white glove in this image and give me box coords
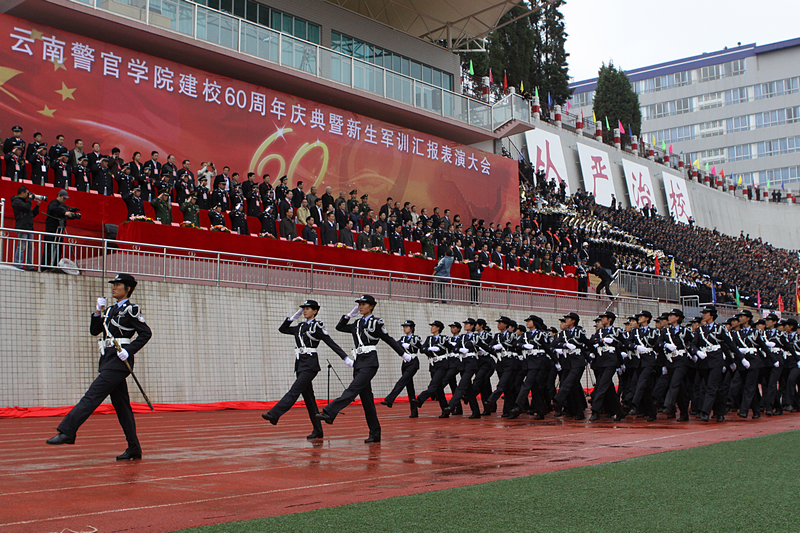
[565,343,576,351]
[797,361,800,368]
[766,341,776,349]
[730,363,736,372]
[347,306,360,318]
[555,349,563,355]
[636,345,648,354]
[96,297,107,312]
[616,367,624,375]
[774,361,780,368]
[589,353,595,360]
[603,337,614,345]
[289,309,303,321]
[622,352,629,359]
[662,367,668,375]
[741,358,750,369]
[697,350,707,360]
[459,347,469,354]
[691,355,698,363]
[402,342,411,350]
[722,365,727,374]
[117,349,129,362]
[738,348,748,354]
[523,343,534,350]
[664,343,677,352]
[402,353,413,362]
[429,346,440,353]
[493,344,503,351]
[344,357,355,367]
[555,363,562,371]
[620,364,626,373]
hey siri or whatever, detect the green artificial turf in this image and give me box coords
[175,430,799,533]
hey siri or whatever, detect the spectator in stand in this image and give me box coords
[257,205,277,237]
[291,181,305,210]
[410,205,419,225]
[358,194,371,217]
[321,212,338,245]
[279,191,293,220]
[491,244,504,268]
[371,224,386,250]
[194,176,210,209]
[213,165,232,191]
[379,197,393,219]
[229,202,249,235]
[11,186,40,270]
[433,248,454,302]
[421,230,434,259]
[49,134,68,162]
[258,174,272,205]
[52,154,70,188]
[29,145,48,185]
[321,186,334,212]
[339,220,355,248]
[401,202,412,224]
[87,142,103,169]
[245,181,261,216]
[334,201,348,230]
[173,173,192,205]
[123,187,145,220]
[67,138,84,167]
[3,125,25,155]
[25,131,44,161]
[310,197,324,226]
[210,181,230,212]
[275,176,289,203]
[240,172,255,197]
[389,224,405,255]
[280,208,297,240]
[302,217,318,243]
[177,159,195,187]
[73,156,90,192]
[346,189,358,213]
[129,151,143,180]
[115,164,134,197]
[5,145,26,181]
[356,224,371,250]
[180,194,200,226]
[296,198,311,226]
[108,147,124,173]
[143,151,161,178]
[151,190,172,225]
[92,157,114,195]
[375,212,389,236]
[208,204,226,228]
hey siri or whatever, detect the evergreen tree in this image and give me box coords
[537,0,570,105]
[592,62,642,136]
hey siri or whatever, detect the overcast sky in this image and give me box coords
[561,0,800,82]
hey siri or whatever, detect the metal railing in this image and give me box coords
[0,229,660,316]
[697,302,800,322]
[67,0,531,132]
[612,269,681,303]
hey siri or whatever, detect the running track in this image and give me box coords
[1,404,798,533]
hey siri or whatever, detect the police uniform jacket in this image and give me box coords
[420,334,448,369]
[732,326,768,369]
[552,327,589,368]
[590,325,624,368]
[279,317,349,373]
[3,136,25,155]
[229,209,249,235]
[124,193,146,218]
[521,328,551,369]
[763,328,789,367]
[690,322,735,369]
[174,180,192,205]
[258,209,277,236]
[398,333,421,355]
[659,325,694,368]
[116,173,134,197]
[49,143,68,162]
[92,166,114,195]
[626,326,660,367]
[246,190,262,217]
[28,153,49,185]
[73,165,90,192]
[91,301,152,373]
[52,160,71,188]
[335,314,404,369]
[4,152,26,180]
[208,209,226,227]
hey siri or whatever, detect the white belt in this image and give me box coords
[497,351,512,359]
[741,347,757,354]
[674,350,687,356]
[523,349,545,356]
[351,346,377,360]
[770,348,783,354]
[99,337,131,349]
[566,349,582,355]
[703,344,721,351]
[295,347,318,359]
[461,352,478,359]
[431,354,448,363]
[404,353,418,360]
[637,347,653,353]
[598,346,616,353]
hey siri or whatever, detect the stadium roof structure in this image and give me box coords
[324,0,552,50]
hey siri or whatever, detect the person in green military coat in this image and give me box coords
[180,194,200,226]
[421,231,435,259]
[150,190,172,225]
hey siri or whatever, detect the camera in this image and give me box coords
[31,193,48,202]
[67,207,82,220]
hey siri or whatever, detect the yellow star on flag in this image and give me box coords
[55,82,76,101]
[31,29,44,40]
[0,66,22,102]
[52,59,66,72]
[38,105,56,117]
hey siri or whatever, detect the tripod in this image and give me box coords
[326,359,347,407]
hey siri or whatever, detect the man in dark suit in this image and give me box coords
[279,191,293,220]
[335,203,349,230]
[338,220,355,248]
[379,197,393,219]
[311,197,325,226]
[143,151,161,178]
[389,225,405,255]
[590,261,614,295]
[291,181,305,210]
[321,212,338,245]
[213,166,231,191]
[321,186,335,212]
[302,218,318,243]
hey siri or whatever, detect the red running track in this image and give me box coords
[1,404,798,533]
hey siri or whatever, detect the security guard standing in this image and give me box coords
[180,194,201,226]
[263,300,349,439]
[46,274,152,460]
[229,203,249,235]
[123,187,146,219]
[115,164,135,197]
[381,320,421,417]
[317,295,405,443]
[52,154,71,188]
[72,156,90,192]
[92,157,114,195]
[3,125,26,155]
[4,145,26,181]
[195,176,211,210]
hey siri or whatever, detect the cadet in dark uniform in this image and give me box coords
[195,176,211,210]
[483,317,518,415]
[587,311,626,421]
[552,312,590,419]
[52,154,71,188]
[92,157,114,195]
[660,308,695,422]
[381,320,421,417]
[627,310,661,421]
[46,274,152,460]
[4,145,26,181]
[410,321,452,417]
[445,318,482,418]
[29,145,49,185]
[72,156,91,192]
[759,312,785,416]
[275,176,289,204]
[509,315,551,419]
[3,125,26,155]
[208,204,226,227]
[691,305,736,422]
[731,309,767,419]
[123,187,146,219]
[262,300,349,439]
[229,203,249,235]
[115,164,135,197]
[317,295,405,442]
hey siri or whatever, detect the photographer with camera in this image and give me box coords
[11,186,43,270]
[42,190,79,272]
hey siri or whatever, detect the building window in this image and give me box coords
[570,91,593,108]
[700,64,721,82]
[729,144,752,162]
[701,148,726,166]
[699,92,723,110]
[725,115,750,133]
[675,98,692,115]
[700,120,724,138]
[724,87,748,105]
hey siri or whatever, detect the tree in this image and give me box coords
[591,62,642,136]
[536,0,570,105]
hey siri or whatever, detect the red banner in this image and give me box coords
[0,14,518,225]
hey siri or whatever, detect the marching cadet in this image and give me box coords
[444,318,482,419]
[195,176,211,210]
[627,310,660,421]
[46,274,152,461]
[73,155,91,192]
[483,317,517,415]
[29,145,49,185]
[473,318,496,411]
[4,145,26,181]
[123,187,146,219]
[411,320,452,417]
[552,312,590,420]
[229,203,249,235]
[660,308,695,422]
[150,190,173,225]
[691,305,736,422]
[317,295,405,443]
[761,313,787,416]
[115,164,135,197]
[262,300,349,439]
[180,194,201,226]
[783,319,800,412]
[510,315,551,419]
[52,153,71,188]
[381,320,421,417]
[731,309,768,419]
[588,311,626,422]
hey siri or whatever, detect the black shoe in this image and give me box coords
[738,412,748,418]
[307,431,323,439]
[534,413,546,420]
[613,414,626,422]
[409,398,422,408]
[752,413,761,419]
[438,412,450,418]
[589,412,600,422]
[666,413,676,419]
[46,433,75,445]
[574,414,586,421]
[452,407,463,416]
[364,435,381,443]
[647,415,657,422]
[554,409,564,418]
[116,450,142,461]
[699,413,710,421]
[380,400,393,408]
[507,411,520,419]
[481,411,492,416]
[316,411,334,424]
[628,407,638,416]
[764,409,773,416]
[500,413,509,418]
[716,415,725,422]
[677,415,689,422]
[409,413,418,418]
[261,412,278,425]
[468,413,482,419]
[690,410,699,416]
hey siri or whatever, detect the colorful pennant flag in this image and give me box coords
[693,159,699,168]
[503,70,507,90]
[711,165,716,175]
[735,287,741,307]
[654,256,661,276]
[705,162,709,172]
[651,135,656,146]
[661,140,666,151]
[605,116,610,130]
[592,110,597,123]
[489,69,493,84]
[468,60,474,75]
[670,258,676,278]
[618,120,625,133]
[520,80,524,93]
[757,290,761,309]
[668,144,673,155]
[548,93,553,106]
[534,86,539,98]
[566,101,572,112]
[738,176,743,185]
[795,284,799,313]
[778,294,785,312]
[720,169,725,178]
[712,284,717,304]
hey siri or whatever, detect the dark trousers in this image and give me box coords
[385,358,419,415]
[269,368,322,433]
[632,365,657,417]
[664,364,691,416]
[448,358,481,414]
[515,365,547,414]
[488,357,515,405]
[786,367,800,408]
[761,364,783,412]
[322,365,380,438]
[57,369,140,452]
[417,362,452,410]
[43,232,63,267]
[592,366,623,416]
[554,365,585,407]
[476,356,495,401]
[595,279,612,296]
[698,366,724,415]
[739,368,761,416]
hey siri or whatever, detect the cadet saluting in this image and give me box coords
[46,274,152,461]
[317,295,405,443]
[262,300,349,440]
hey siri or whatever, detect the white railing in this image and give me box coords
[612,269,682,303]
[0,228,660,316]
[67,0,531,132]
